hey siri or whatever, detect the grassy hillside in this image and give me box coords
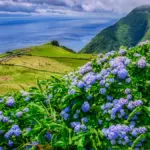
[0,43,94,94]
[81,5,150,53]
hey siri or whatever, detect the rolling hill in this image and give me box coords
[0,43,94,94]
[81,5,150,53]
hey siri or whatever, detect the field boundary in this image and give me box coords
[0,64,65,75]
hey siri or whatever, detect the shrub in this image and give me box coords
[0,44,150,149]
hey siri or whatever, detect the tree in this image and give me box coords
[51,40,60,47]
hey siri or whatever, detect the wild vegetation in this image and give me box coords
[0,43,149,149]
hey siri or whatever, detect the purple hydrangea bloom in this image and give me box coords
[23,108,29,113]
[126,78,131,83]
[127,94,132,100]
[0,111,3,115]
[118,49,126,55]
[77,81,85,89]
[74,124,81,132]
[96,74,102,80]
[117,69,128,79]
[3,117,9,123]
[82,102,90,112]
[0,147,3,150]
[6,97,15,107]
[16,112,23,118]
[70,122,80,128]
[137,57,147,69]
[125,89,131,94]
[100,80,106,86]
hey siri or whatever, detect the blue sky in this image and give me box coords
[0,0,150,17]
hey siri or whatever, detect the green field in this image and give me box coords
[0,43,94,94]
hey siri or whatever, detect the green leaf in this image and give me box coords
[143,106,150,117]
[127,106,142,122]
[131,134,146,148]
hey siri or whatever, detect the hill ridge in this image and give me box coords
[80,5,150,53]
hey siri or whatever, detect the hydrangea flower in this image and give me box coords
[24,96,30,102]
[6,97,15,107]
[99,88,106,95]
[126,78,131,83]
[44,132,52,142]
[118,49,126,55]
[16,111,23,118]
[74,124,81,132]
[106,96,113,101]
[68,89,76,95]
[23,108,29,113]
[137,57,147,69]
[8,140,14,147]
[3,117,9,123]
[81,117,88,123]
[117,69,128,79]
[77,81,85,89]
[125,89,131,94]
[81,102,90,112]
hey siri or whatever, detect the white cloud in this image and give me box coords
[0,0,150,16]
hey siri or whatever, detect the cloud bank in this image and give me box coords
[0,0,150,16]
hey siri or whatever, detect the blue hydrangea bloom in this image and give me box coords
[81,117,88,123]
[44,132,52,142]
[8,140,14,147]
[77,81,85,89]
[99,88,106,95]
[81,102,90,112]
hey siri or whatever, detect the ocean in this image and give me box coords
[0,15,116,53]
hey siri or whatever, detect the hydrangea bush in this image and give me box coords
[0,44,150,150]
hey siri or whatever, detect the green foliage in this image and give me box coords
[81,5,150,53]
[0,44,150,149]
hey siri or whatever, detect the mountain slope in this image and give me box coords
[81,5,150,53]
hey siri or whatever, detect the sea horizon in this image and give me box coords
[0,15,117,53]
